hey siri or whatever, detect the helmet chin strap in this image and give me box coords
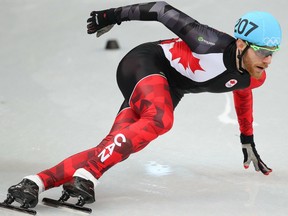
[237,44,250,73]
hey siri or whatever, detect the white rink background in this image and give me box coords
[0,0,287,215]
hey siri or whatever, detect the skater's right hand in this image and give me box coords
[87,9,116,37]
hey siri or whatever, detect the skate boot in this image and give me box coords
[5,179,39,208]
[62,176,95,206]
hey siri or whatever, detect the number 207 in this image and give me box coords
[234,18,259,37]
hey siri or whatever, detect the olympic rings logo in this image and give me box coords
[263,37,281,46]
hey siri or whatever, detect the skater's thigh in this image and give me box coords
[116,43,163,100]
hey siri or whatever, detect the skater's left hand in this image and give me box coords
[240,134,272,175]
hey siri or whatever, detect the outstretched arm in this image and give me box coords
[233,72,272,175]
[87,1,226,50]
[113,1,197,42]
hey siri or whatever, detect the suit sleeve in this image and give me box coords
[113,1,230,52]
[233,72,266,136]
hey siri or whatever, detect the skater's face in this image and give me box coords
[237,39,278,79]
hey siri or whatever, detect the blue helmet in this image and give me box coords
[234,11,282,47]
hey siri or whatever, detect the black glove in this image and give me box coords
[87,9,119,37]
[240,134,272,175]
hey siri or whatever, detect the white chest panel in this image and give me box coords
[160,41,227,83]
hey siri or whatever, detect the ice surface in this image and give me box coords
[0,0,287,215]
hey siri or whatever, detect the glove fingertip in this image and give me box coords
[264,169,273,175]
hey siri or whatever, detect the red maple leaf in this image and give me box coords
[169,40,204,73]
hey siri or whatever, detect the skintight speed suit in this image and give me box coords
[38,2,266,190]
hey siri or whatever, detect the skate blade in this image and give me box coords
[42,197,92,214]
[0,202,37,215]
